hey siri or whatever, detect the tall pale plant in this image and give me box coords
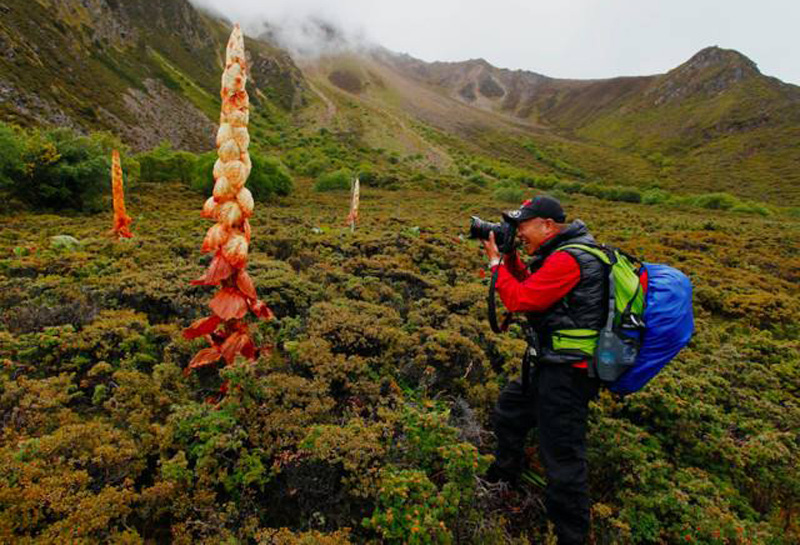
[183,24,274,377]
[346,177,360,232]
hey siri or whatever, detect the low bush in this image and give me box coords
[554,180,583,194]
[251,154,293,198]
[731,203,771,216]
[492,186,525,204]
[691,192,740,210]
[642,188,672,205]
[314,169,353,192]
[610,186,642,203]
[1,125,107,211]
[137,142,196,184]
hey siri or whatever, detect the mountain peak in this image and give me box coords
[647,46,761,105]
[684,46,759,74]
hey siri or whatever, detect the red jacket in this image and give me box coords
[491,249,585,368]
[491,247,649,370]
[491,251,581,313]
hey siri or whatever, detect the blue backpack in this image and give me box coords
[561,245,695,395]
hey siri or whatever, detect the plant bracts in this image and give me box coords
[111,150,133,238]
[346,177,360,231]
[184,24,273,377]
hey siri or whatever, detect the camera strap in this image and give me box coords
[488,266,512,334]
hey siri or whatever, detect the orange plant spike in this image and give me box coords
[111,150,133,238]
[184,24,274,380]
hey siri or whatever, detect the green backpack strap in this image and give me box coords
[558,243,614,266]
[557,243,617,331]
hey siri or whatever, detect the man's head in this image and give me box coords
[503,195,567,255]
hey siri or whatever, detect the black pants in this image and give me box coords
[490,363,600,545]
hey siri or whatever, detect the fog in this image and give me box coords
[190,0,800,84]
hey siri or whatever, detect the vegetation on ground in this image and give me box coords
[1,168,798,542]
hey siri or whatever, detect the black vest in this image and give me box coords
[524,220,607,365]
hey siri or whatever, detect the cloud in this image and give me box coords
[190,0,375,58]
[188,0,800,84]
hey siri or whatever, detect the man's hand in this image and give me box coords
[483,232,501,266]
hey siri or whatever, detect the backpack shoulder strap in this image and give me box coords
[557,243,614,266]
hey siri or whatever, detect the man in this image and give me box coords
[483,195,603,545]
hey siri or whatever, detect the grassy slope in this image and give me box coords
[301,54,661,189]
[370,48,800,205]
[573,61,800,203]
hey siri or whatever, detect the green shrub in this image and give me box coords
[554,180,582,194]
[582,182,609,199]
[0,122,23,193]
[466,173,488,187]
[642,188,672,205]
[301,157,329,177]
[314,169,353,192]
[730,203,771,216]
[251,154,293,198]
[190,151,217,194]
[492,186,524,203]
[137,142,197,184]
[2,125,109,212]
[611,186,642,203]
[527,174,560,190]
[692,192,740,210]
[88,131,140,188]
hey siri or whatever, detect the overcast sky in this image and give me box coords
[190,0,800,85]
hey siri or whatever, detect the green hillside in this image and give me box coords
[0,0,306,151]
[376,47,800,205]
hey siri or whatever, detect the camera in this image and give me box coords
[469,215,517,254]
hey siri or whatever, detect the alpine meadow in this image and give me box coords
[0,1,798,543]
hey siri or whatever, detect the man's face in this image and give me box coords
[517,217,555,255]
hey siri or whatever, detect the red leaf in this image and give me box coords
[192,252,234,286]
[185,346,221,374]
[209,287,248,320]
[240,338,256,360]
[220,331,253,364]
[478,269,486,279]
[250,299,275,321]
[183,315,221,340]
[243,219,251,243]
[236,270,257,300]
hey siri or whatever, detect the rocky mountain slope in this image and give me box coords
[0,0,306,151]
[317,46,800,203]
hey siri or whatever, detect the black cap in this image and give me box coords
[503,195,566,225]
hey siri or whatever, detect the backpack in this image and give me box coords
[559,244,694,395]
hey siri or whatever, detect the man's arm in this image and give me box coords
[483,233,529,281]
[501,250,530,282]
[492,251,581,313]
